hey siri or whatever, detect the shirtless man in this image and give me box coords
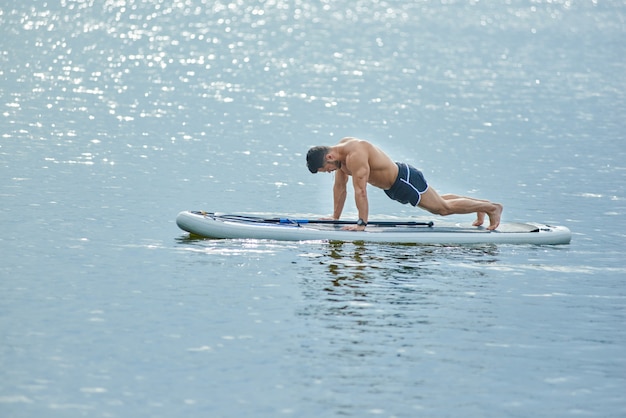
[306,137,503,231]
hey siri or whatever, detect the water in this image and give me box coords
[1,0,625,416]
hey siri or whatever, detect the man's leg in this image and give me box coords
[419,188,503,230]
[440,194,492,227]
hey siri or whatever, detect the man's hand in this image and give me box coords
[342,224,366,231]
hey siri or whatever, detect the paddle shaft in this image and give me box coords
[278,218,434,227]
[207,213,434,227]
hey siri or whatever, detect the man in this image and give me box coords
[306,137,503,231]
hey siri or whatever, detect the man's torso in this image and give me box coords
[337,138,399,189]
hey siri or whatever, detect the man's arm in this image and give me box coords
[332,169,348,220]
[346,151,370,230]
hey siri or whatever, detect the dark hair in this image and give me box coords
[306,146,330,173]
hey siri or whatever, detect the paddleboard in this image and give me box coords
[176,211,571,245]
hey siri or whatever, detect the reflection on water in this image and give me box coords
[290,242,513,415]
[315,241,499,283]
[176,235,277,255]
[297,242,502,334]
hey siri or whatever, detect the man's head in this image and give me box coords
[306,146,331,173]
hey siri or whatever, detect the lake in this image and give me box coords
[1,1,625,417]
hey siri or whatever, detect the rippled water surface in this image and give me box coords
[2,1,625,417]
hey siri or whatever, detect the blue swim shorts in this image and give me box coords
[384,162,429,206]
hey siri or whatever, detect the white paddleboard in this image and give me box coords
[176,211,572,245]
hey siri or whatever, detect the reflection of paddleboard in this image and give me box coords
[176,211,572,245]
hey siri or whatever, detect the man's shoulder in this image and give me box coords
[338,136,358,144]
[340,137,372,150]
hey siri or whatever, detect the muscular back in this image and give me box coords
[336,138,398,190]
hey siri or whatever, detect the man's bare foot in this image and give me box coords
[486,203,503,230]
[472,212,485,227]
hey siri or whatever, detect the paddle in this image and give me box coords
[278,218,434,227]
[213,213,433,227]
